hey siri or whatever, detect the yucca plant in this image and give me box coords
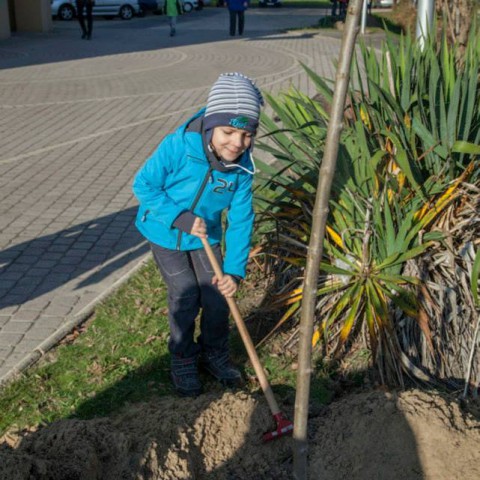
[254,25,480,390]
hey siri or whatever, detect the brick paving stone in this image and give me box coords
[0,348,13,359]
[1,271,25,281]
[2,321,33,335]
[23,326,57,340]
[0,333,24,347]
[0,316,10,328]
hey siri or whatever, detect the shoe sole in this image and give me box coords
[199,363,243,387]
[171,374,202,397]
[176,387,202,397]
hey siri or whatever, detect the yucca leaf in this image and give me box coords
[300,62,334,104]
[472,248,480,307]
[439,85,448,150]
[367,280,388,326]
[380,130,424,197]
[339,285,364,343]
[375,273,421,285]
[446,79,461,149]
[452,141,480,155]
[319,261,356,277]
[383,195,396,256]
[377,243,431,270]
[381,283,419,318]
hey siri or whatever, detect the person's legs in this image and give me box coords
[229,9,236,36]
[76,0,88,38]
[190,245,242,386]
[331,0,338,17]
[238,11,245,35]
[169,16,177,36]
[85,1,93,39]
[150,243,202,395]
[190,244,230,352]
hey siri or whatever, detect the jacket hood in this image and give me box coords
[180,108,256,175]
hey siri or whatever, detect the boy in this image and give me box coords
[132,73,264,396]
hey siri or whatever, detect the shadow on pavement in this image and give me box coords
[0,206,147,311]
[0,8,328,69]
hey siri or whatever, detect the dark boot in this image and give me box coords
[171,355,202,397]
[200,350,242,387]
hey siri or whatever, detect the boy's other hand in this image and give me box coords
[212,274,238,298]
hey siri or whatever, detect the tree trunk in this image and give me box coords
[292,0,364,478]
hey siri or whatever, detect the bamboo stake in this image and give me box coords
[292,1,363,478]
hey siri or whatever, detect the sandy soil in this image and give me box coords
[1,388,479,479]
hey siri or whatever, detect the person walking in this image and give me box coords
[132,73,264,397]
[164,0,183,36]
[76,0,94,40]
[226,0,249,36]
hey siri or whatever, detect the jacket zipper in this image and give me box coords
[176,165,213,250]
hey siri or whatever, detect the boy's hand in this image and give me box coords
[212,274,238,298]
[190,217,207,238]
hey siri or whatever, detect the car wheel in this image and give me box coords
[183,2,193,13]
[58,4,75,20]
[119,4,135,19]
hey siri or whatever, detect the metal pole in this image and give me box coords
[416,0,435,49]
[361,0,368,34]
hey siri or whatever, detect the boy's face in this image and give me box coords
[211,126,253,162]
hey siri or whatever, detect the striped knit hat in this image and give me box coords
[203,72,264,133]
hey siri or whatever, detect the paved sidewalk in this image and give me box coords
[0,7,344,385]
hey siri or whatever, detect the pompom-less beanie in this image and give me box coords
[203,72,264,134]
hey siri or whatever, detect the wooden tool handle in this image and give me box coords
[200,237,280,416]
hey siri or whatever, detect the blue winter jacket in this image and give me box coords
[227,0,249,12]
[132,109,255,278]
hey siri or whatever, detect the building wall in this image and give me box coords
[0,0,11,39]
[14,0,52,32]
[0,0,53,38]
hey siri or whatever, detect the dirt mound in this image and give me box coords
[1,389,479,479]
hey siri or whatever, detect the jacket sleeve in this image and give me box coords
[223,172,254,278]
[132,135,188,229]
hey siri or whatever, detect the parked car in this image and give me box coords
[156,0,203,13]
[138,0,162,14]
[258,0,282,7]
[51,0,142,21]
[371,0,394,6]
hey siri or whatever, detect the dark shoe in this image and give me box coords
[81,32,87,39]
[87,33,92,40]
[200,350,243,387]
[170,28,175,37]
[171,355,202,397]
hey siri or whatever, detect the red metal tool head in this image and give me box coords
[262,412,294,442]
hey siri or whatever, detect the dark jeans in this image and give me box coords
[150,242,230,358]
[76,0,93,36]
[229,10,245,36]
